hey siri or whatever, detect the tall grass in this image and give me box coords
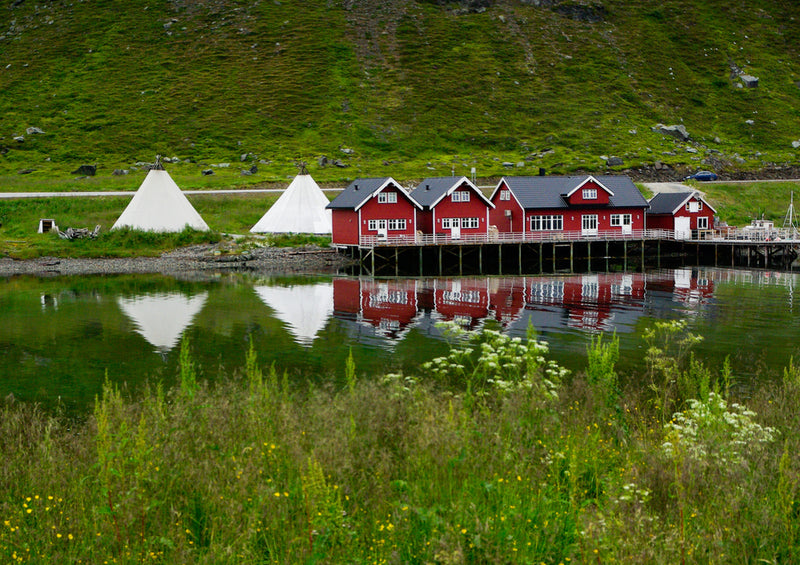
[0,326,796,563]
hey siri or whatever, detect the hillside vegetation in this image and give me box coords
[1,0,799,188]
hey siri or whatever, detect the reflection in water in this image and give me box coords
[118,292,208,354]
[331,269,715,342]
[253,283,334,346]
[5,267,799,413]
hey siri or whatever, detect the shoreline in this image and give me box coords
[0,243,355,277]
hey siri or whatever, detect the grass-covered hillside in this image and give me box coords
[1,0,799,188]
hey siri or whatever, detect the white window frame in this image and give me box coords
[368,219,387,231]
[697,216,709,229]
[530,215,563,231]
[610,214,621,227]
[500,190,511,201]
[442,218,459,229]
[378,191,397,204]
[387,218,407,231]
[582,188,597,200]
[451,191,470,203]
[582,214,598,233]
[462,217,479,229]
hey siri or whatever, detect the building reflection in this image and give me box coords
[331,268,716,342]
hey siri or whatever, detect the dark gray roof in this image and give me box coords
[409,177,493,208]
[496,175,649,210]
[409,177,459,208]
[647,192,694,215]
[327,178,403,210]
[647,191,715,214]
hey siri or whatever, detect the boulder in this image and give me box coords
[792,141,800,149]
[740,74,759,88]
[606,156,624,167]
[25,126,44,135]
[332,159,349,168]
[201,169,214,176]
[652,123,689,141]
[13,136,24,143]
[72,164,96,176]
[112,169,129,176]
[318,155,328,167]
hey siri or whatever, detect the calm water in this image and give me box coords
[2,267,798,413]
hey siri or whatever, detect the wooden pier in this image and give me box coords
[340,229,800,277]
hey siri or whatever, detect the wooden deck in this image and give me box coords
[339,228,800,277]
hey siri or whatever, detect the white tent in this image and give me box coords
[254,283,334,345]
[250,173,332,234]
[112,168,210,232]
[118,291,208,353]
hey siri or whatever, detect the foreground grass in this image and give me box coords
[1,324,798,563]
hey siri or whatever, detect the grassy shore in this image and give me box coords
[1,323,797,564]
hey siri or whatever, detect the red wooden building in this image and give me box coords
[647,191,716,239]
[326,177,421,246]
[409,177,494,239]
[488,175,649,237]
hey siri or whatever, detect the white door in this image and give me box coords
[581,214,598,236]
[450,218,461,240]
[622,214,633,235]
[675,216,691,240]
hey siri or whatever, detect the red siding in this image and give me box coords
[331,209,360,245]
[359,193,417,239]
[431,186,490,235]
[489,181,523,233]
[523,207,645,233]
[566,180,612,206]
[646,195,715,230]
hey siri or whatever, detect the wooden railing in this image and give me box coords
[356,228,800,247]
[359,229,676,247]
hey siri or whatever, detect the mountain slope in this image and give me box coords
[1,0,799,184]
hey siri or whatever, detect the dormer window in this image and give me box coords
[500,190,511,201]
[582,188,597,200]
[378,191,397,204]
[452,191,470,203]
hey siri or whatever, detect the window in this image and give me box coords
[442,218,458,229]
[368,219,387,231]
[451,191,471,203]
[582,214,598,232]
[582,188,597,200]
[462,217,479,229]
[387,219,407,231]
[530,215,563,231]
[500,190,511,201]
[378,191,397,204]
[697,216,709,229]
[612,214,632,226]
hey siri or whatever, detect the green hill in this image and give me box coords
[1,0,799,187]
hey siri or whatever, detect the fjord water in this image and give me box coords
[1,268,798,413]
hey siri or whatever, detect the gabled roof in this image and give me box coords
[648,191,717,215]
[326,177,421,211]
[563,175,614,198]
[250,173,332,234]
[409,176,494,209]
[491,175,649,210]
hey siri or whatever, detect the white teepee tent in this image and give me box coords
[112,166,210,232]
[250,173,332,234]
